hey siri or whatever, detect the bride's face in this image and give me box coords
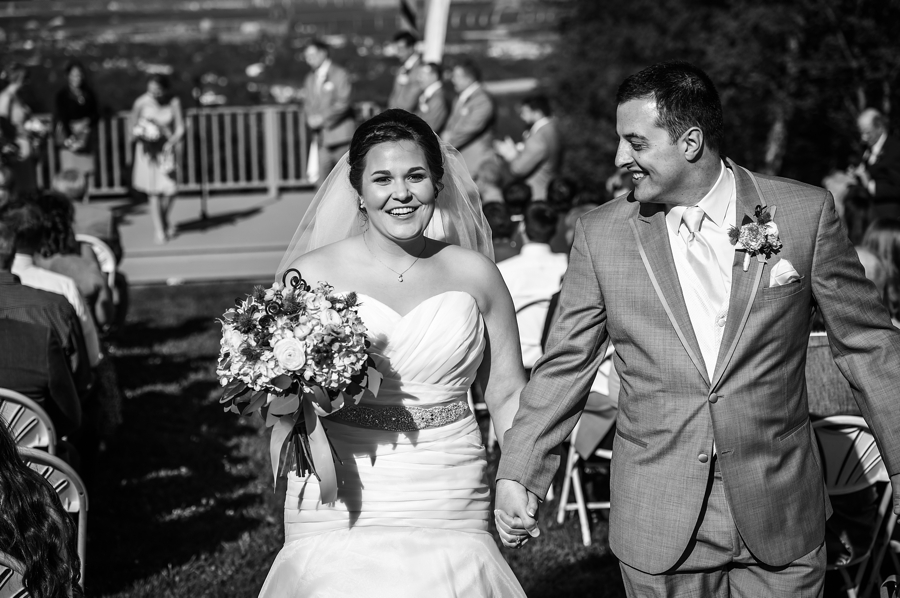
[361,140,436,243]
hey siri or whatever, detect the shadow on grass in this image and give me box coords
[86,287,272,596]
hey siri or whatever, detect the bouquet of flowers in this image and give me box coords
[23,117,49,140]
[132,118,162,143]
[217,269,380,503]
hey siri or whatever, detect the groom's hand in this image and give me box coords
[892,473,900,515]
[494,479,541,549]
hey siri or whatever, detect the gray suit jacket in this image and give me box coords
[508,118,562,200]
[442,85,495,177]
[303,62,356,149]
[498,161,900,573]
[388,55,422,111]
[414,84,449,135]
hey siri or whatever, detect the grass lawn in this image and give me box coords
[85,281,625,597]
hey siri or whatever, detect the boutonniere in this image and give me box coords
[323,81,335,92]
[728,205,782,271]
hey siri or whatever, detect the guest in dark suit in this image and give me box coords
[494,94,563,201]
[414,62,449,134]
[443,59,496,177]
[387,31,421,112]
[0,219,91,397]
[0,319,81,436]
[303,39,356,185]
[855,108,900,220]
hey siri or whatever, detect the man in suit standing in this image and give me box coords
[302,39,355,185]
[495,61,900,596]
[494,94,563,201]
[387,31,421,112]
[414,62,449,134]
[855,108,900,221]
[443,59,496,178]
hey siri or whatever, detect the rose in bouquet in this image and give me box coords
[216,269,380,503]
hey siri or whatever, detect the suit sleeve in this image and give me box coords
[812,191,900,476]
[45,327,82,435]
[496,219,610,496]
[423,94,449,135]
[443,93,494,150]
[508,129,548,179]
[322,69,353,130]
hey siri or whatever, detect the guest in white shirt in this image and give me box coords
[6,201,102,368]
[497,202,568,370]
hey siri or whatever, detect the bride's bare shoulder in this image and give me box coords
[283,237,360,283]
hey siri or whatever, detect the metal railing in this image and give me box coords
[34,104,314,197]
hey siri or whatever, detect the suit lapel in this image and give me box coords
[710,161,768,389]
[630,204,710,385]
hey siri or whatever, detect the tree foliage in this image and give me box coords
[548,0,900,191]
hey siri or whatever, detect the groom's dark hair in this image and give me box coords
[617,61,724,153]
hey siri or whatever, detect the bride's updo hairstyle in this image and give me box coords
[347,109,445,198]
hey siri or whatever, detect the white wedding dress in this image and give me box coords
[258,291,525,598]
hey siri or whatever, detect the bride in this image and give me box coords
[258,109,532,597]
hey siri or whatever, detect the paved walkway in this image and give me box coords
[109,190,316,284]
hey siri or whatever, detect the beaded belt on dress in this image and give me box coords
[329,400,471,431]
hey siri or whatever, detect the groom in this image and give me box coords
[496,61,900,595]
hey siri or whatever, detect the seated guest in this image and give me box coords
[0,220,90,397]
[4,200,101,369]
[0,421,84,598]
[497,202,568,371]
[502,180,532,218]
[546,178,578,253]
[33,191,112,329]
[483,202,518,263]
[860,217,900,323]
[0,319,82,437]
[52,169,123,263]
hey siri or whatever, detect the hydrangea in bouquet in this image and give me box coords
[216,269,380,503]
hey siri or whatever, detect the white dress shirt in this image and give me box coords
[664,162,737,378]
[497,243,569,368]
[12,253,102,367]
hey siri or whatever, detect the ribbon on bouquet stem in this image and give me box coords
[269,388,339,504]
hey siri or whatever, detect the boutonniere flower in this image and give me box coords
[728,205,782,271]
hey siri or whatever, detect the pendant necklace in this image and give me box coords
[364,236,427,283]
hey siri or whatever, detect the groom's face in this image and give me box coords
[615,98,688,204]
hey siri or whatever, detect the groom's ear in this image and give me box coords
[682,126,704,162]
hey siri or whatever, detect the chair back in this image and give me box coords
[76,233,117,288]
[0,388,57,455]
[812,415,887,496]
[18,447,88,585]
[0,562,27,598]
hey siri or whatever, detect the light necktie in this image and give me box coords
[681,206,726,312]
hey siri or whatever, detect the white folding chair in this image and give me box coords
[76,233,117,289]
[556,419,613,546]
[813,415,898,598]
[0,388,57,454]
[0,557,27,598]
[18,447,88,585]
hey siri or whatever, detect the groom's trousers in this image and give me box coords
[619,464,825,598]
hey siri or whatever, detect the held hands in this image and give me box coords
[494,479,541,549]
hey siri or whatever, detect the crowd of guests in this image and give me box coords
[0,181,125,595]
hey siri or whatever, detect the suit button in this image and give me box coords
[709,393,719,404]
[698,453,709,463]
